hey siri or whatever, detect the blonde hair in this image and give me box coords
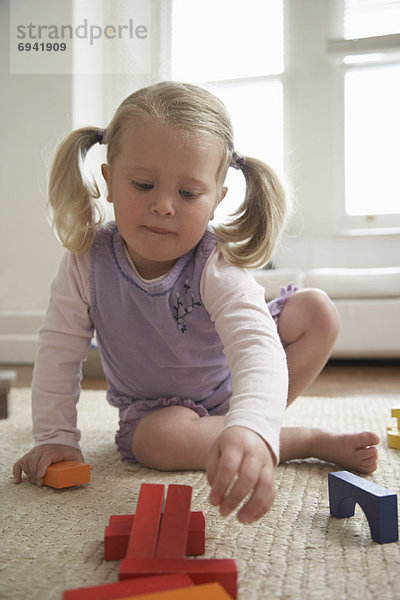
[49,81,287,268]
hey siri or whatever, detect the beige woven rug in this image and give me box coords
[1,388,400,600]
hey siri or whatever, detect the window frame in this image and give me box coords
[327,9,400,232]
[169,0,285,225]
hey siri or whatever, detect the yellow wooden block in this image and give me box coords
[387,407,400,449]
[391,407,400,419]
[387,428,400,450]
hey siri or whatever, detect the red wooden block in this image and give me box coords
[0,370,16,419]
[156,485,192,559]
[105,515,133,561]
[63,574,194,600]
[43,461,90,489]
[104,515,128,560]
[186,512,205,556]
[105,512,205,561]
[126,484,165,559]
[120,582,233,599]
[118,558,237,599]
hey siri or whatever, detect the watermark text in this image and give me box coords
[16,19,148,46]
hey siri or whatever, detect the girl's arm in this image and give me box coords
[201,248,288,521]
[201,247,288,461]
[32,250,93,447]
[13,250,93,484]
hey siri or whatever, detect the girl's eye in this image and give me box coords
[131,180,153,191]
[180,190,198,200]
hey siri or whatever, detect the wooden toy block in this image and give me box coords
[387,406,400,449]
[186,512,205,556]
[0,370,16,419]
[328,470,399,544]
[43,460,90,488]
[126,484,165,559]
[105,515,134,561]
[156,484,192,559]
[0,390,7,419]
[63,574,194,599]
[118,558,237,599]
[105,512,205,561]
[118,581,233,599]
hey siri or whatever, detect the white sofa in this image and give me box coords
[253,267,400,359]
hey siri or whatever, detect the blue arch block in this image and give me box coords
[328,471,398,544]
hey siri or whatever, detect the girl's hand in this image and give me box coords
[206,426,276,524]
[13,444,84,486]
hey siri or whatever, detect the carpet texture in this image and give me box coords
[1,388,400,600]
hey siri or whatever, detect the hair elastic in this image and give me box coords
[97,128,107,145]
[230,151,246,170]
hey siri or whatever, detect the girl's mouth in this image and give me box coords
[146,226,173,235]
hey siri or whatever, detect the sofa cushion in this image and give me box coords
[305,267,400,299]
[332,298,400,358]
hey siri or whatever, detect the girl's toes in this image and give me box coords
[357,431,380,448]
[358,453,378,473]
[358,446,377,461]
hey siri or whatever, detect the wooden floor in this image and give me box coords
[302,360,400,397]
[2,360,399,396]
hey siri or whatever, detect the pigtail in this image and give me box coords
[214,157,287,270]
[48,127,104,254]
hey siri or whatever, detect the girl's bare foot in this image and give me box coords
[310,430,380,473]
[280,428,380,473]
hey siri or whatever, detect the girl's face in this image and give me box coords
[102,121,226,280]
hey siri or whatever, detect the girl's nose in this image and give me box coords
[150,194,175,217]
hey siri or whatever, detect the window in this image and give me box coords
[329,0,400,219]
[343,0,400,39]
[171,0,284,224]
[345,63,400,216]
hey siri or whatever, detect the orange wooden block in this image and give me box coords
[119,582,232,599]
[43,460,90,489]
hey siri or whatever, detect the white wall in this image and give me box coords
[0,1,71,362]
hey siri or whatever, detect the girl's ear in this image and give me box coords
[210,187,228,220]
[101,163,112,203]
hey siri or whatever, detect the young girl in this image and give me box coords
[13,82,379,524]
